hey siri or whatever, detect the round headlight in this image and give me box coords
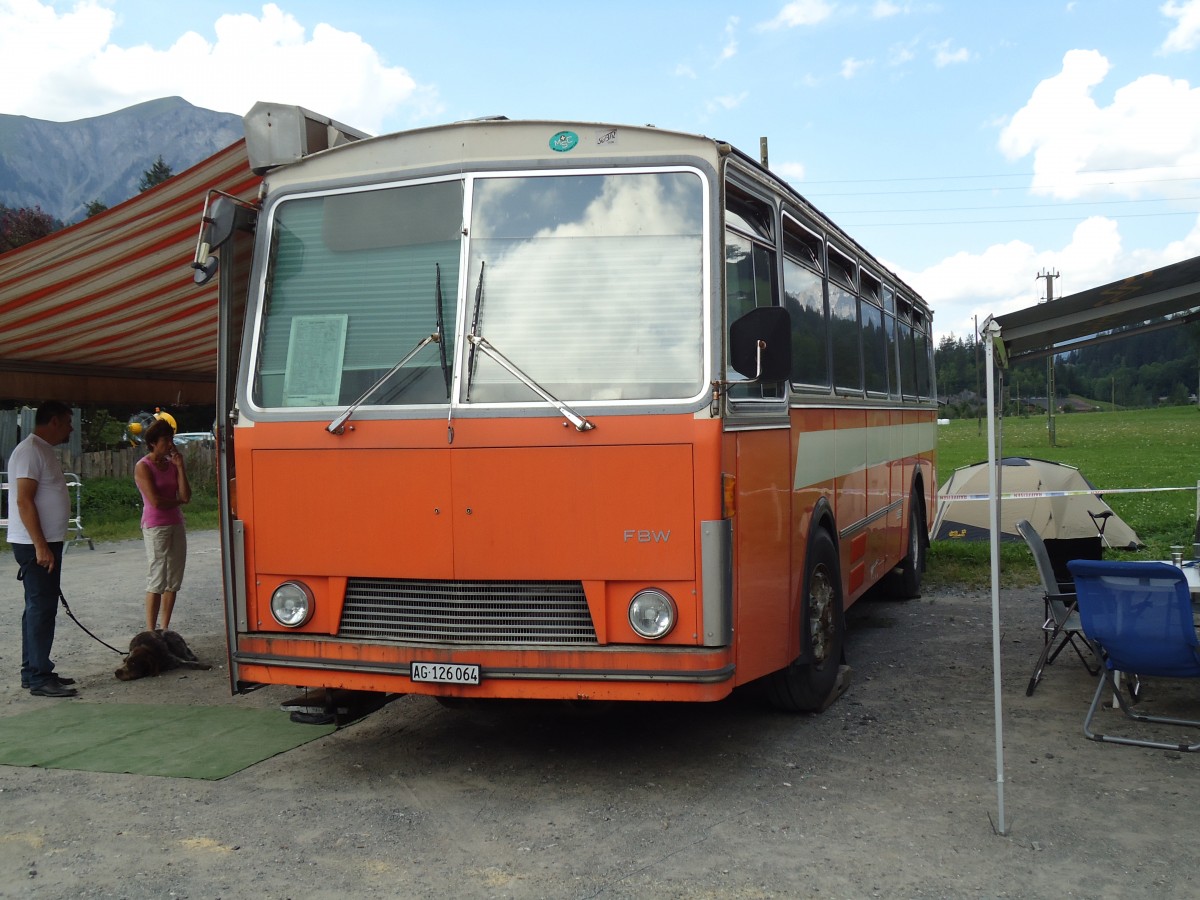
[270,581,314,628]
[628,589,676,639]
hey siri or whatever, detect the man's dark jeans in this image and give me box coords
[13,542,64,689]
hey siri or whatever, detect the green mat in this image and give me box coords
[0,703,336,779]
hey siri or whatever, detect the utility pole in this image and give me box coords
[1037,269,1060,447]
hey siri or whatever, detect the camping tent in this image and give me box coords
[933,457,1142,549]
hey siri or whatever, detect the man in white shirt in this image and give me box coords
[7,401,78,697]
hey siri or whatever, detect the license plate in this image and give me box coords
[411,662,480,685]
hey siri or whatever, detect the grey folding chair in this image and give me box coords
[1018,518,1100,696]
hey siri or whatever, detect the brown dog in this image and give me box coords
[114,630,212,681]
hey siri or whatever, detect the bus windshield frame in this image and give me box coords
[244,166,712,418]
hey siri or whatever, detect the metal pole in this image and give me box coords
[983,317,1007,836]
[1047,356,1057,446]
[1037,269,1059,447]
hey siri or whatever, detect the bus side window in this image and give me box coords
[828,248,861,394]
[725,182,781,402]
[897,297,918,399]
[913,308,932,399]
[860,270,888,396]
[782,214,829,390]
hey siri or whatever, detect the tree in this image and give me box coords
[139,155,174,192]
[0,203,59,253]
[85,199,109,217]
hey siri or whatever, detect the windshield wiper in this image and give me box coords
[467,335,595,431]
[435,263,450,398]
[465,260,485,401]
[463,260,594,432]
[326,266,446,435]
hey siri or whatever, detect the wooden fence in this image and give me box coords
[57,443,216,484]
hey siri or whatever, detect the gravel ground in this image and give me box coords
[2,531,1198,899]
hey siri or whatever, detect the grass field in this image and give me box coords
[929,406,1200,589]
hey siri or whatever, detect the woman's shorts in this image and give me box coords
[144,524,187,593]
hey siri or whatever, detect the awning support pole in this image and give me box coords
[983,317,1008,836]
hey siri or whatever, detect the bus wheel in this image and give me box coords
[884,489,926,600]
[766,528,845,712]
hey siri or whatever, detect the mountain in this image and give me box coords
[0,97,243,224]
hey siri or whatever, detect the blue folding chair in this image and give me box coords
[1067,559,1200,752]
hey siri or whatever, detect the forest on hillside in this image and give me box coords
[935,321,1200,418]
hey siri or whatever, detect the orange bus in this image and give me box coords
[195,104,936,712]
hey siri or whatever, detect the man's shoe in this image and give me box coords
[20,675,73,688]
[29,681,78,698]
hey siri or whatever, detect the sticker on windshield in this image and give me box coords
[549,131,579,152]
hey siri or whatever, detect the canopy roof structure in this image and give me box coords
[992,254,1200,365]
[979,252,1200,835]
[0,139,260,406]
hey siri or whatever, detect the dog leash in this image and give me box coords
[17,559,124,655]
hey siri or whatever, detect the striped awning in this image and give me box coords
[0,139,260,405]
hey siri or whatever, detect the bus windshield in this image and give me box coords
[251,169,706,410]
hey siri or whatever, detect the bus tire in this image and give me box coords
[884,488,926,600]
[766,528,845,712]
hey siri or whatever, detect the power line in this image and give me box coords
[805,175,1200,198]
[841,210,1200,226]
[800,162,1200,186]
[829,196,1200,214]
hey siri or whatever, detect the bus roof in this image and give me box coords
[245,105,930,317]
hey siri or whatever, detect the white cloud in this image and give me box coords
[706,92,750,113]
[0,0,120,119]
[889,39,919,67]
[841,57,870,79]
[1161,0,1200,53]
[0,1,432,132]
[998,49,1200,200]
[899,214,1200,342]
[872,1,903,18]
[933,40,971,67]
[719,16,739,63]
[674,63,697,79]
[775,161,807,182]
[758,0,835,31]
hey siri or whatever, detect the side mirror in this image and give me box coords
[191,193,257,286]
[192,256,219,285]
[729,306,792,383]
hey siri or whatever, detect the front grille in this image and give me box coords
[340,578,598,645]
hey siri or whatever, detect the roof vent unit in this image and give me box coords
[244,101,371,175]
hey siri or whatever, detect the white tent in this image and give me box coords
[934,457,1142,549]
[980,254,1200,833]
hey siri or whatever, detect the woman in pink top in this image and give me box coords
[133,418,191,632]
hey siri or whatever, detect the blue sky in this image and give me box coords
[3,0,1198,342]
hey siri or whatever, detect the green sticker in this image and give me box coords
[549,131,579,152]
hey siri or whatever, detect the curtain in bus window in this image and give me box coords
[862,302,889,394]
[782,256,828,387]
[254,180,464,408]
[829,285,862,391]
[466,172,704,402]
